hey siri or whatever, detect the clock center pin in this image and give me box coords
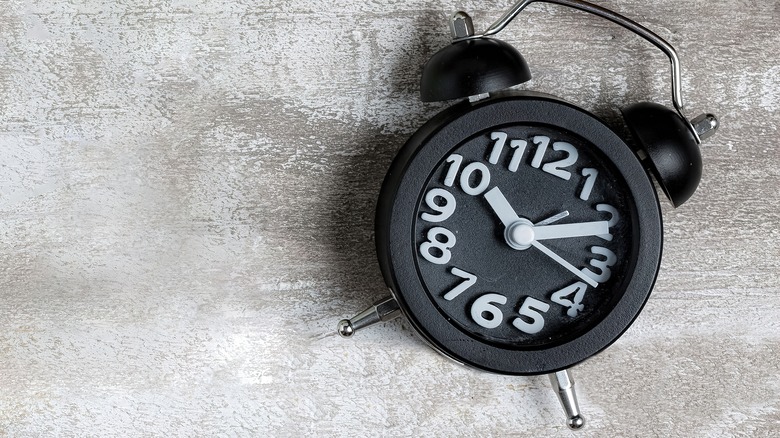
[505,219,535,250]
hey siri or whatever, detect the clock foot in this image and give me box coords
[337,296,400,338]
[549,369,585,430]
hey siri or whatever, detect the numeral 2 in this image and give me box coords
[596,204,620,241]
[541,142,578,180]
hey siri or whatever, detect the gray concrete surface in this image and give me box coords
[1,0,778,436]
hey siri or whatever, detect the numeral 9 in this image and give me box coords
[421,188,456,223]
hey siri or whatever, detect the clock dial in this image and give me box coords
[375,93,662,375]
[413,124,633,348]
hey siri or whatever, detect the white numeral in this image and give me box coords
[580,168,599,201]
[443,267,477,301]
[541,142,578,180]
[420,227,456,265]
[581,246,617,283]
[512,297,550,334]
[531,136,550,168]
[595,204,620,241]
[444,154,463,187]
[551,281,588,317]
[459,162,491,195]
[508,140,528,172]
[471,293,507,329]
[488,132,508,164]
[421,188,456,223]
[487,132,527,172]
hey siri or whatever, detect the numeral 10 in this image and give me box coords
[443,154,491,196]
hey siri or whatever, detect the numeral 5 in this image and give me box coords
[469,293,550,335]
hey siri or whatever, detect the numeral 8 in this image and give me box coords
[420,227,456,265]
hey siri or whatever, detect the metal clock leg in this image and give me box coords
[549,369,585,430]
[337,296,401,337]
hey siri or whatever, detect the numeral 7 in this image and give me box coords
[443,267,477,301]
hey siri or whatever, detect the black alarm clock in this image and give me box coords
[337,0,718,429]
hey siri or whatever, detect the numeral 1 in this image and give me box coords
[531,135,550,168]
[580,168,598,201]
[444,154,463,187]
[508,140,528,172]
[488,132,508,164]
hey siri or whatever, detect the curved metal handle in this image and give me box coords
[458,0,686,119]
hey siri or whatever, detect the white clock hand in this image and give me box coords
[483,186,520,227]
[483,188,608,286]
[531,241,598,287]
[532,221,610,241]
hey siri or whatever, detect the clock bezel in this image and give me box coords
[375,92,663,375]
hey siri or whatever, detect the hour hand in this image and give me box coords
[483,187,520,227]
[533,221,610,241]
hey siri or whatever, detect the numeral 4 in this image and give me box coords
[551,281,588,317]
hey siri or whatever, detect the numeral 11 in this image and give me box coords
[489,132,528,172]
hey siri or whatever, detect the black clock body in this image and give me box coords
[375,92,663,375]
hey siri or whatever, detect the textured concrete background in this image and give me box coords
[1,0,778,436]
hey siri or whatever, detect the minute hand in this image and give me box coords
[532,221,610,241]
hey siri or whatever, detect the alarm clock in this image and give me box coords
[337,0,718,429]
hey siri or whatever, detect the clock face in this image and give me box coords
[376,93,662,375]
[414,124,632,349]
